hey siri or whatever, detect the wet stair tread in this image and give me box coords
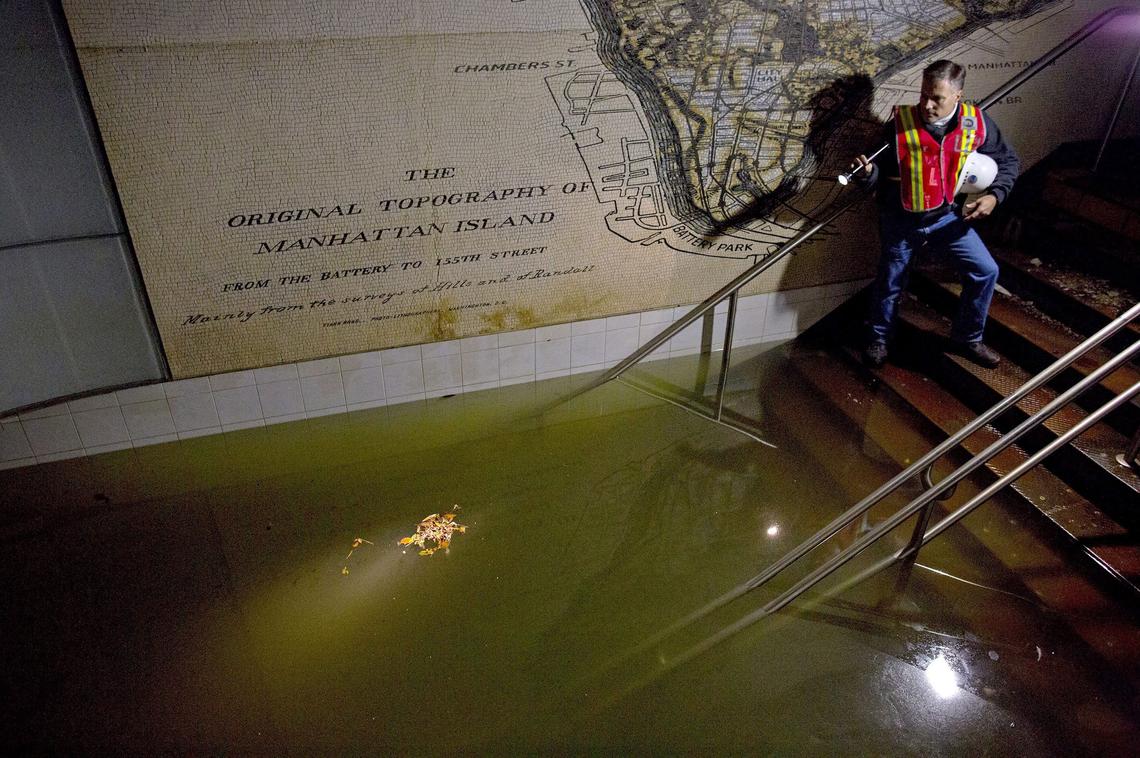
[896,298,1140,500]
[910,271,1140,429]
[788,346,1140,670]
[1047,167,1140,213]
[786,347,1140,594]
[987,245,1140,345]
[1041,169,1140,244]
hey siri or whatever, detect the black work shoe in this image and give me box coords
[863,341,888,368]
[953,341,1001,368]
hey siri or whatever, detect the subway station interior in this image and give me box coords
[2,1,1140,754]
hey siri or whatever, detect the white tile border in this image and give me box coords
[0,280,868,469]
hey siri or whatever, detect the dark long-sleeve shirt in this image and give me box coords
[860,105,1020,226]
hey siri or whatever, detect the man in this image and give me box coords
[854,59,1019,368]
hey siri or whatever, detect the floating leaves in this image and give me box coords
[399,506,467,556]
[342,537,374,575]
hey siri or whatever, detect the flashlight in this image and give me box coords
[837,143,890,185]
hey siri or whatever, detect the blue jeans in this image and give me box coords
[867,209,998,345]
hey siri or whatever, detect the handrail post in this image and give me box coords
[693,311,715,398]
[547,184,872,410]
[894,508,936,592]
[1118,424,1140,469]
[894,465,948,591]
[714,292,739,421]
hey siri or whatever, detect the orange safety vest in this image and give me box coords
[894,102,987,212]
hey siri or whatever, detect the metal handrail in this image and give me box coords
[592,326,1140,691]
[604,304,1140,666]
[753,341,1140,614]
[740,307,1140,594]
[561,183,871,405]
[669,380,1140,675]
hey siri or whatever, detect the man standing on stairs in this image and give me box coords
[854,59,1020,369]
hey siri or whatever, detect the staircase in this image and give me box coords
[793,139,1140,595]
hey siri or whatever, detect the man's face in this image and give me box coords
[919,77,962,123]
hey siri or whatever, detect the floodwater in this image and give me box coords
[2,345,1138,754]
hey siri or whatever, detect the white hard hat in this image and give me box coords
[954,151,998,195]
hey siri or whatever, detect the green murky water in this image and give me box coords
[2,346,1138,754]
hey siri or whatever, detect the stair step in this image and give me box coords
[1005,191,1140,292]
[909,269,1140,435]
[784,345,1140,597]
[986,245,1140,352]
[1003,139,1140,289]
[1042,169,1140,238]
[894,298,1140,521]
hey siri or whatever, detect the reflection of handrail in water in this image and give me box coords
[614,374,778,449]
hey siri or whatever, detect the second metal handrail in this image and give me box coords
[589,305,1139,688]
[604,303,1140,664]
[566,182,871,406]
[656,370,1140,677]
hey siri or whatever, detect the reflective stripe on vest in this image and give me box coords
[894,102,987,212]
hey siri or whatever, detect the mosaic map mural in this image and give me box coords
[62,0,1124,376]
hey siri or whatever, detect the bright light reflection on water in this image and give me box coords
[925,654,960,699]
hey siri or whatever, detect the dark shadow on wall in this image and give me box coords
[691,74,884,293]
[699,74,880,235]
[773,73,885,292]
[661,75,885,374]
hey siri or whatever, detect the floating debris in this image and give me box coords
[398,506,467,556]
[342,537,374,575]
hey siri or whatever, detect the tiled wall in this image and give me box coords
[0,280,868,469]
